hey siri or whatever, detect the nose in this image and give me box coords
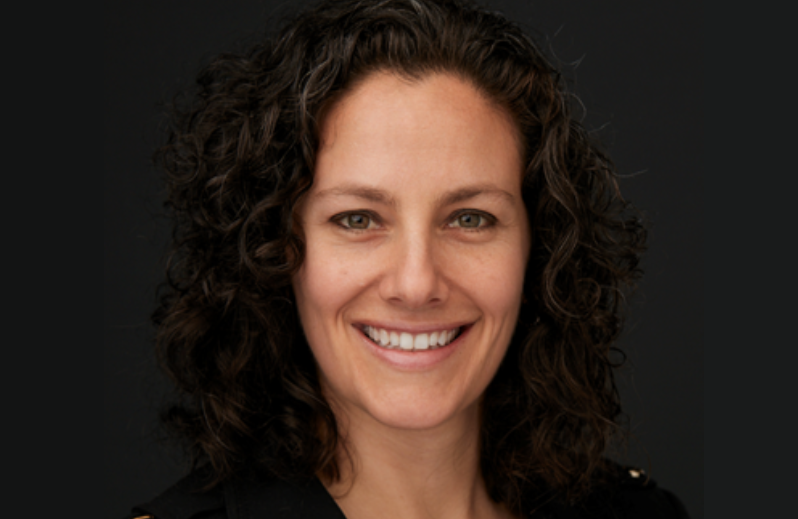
[378,229,448,308]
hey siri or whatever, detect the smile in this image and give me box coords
[361,325,464,351]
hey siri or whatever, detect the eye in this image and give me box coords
[334,212,378,230]
[449,211,493,229]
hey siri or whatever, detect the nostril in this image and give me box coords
[378,243,448,307]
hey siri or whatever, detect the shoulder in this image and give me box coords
[125,466,225,519]
[540,464,691,519]
[124,465,347,519]
[605,465,690,518]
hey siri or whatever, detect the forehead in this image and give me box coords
[314,72,524,194]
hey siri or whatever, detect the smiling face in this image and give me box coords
[292,72,530,431]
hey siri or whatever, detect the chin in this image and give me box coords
[360,393,474,431]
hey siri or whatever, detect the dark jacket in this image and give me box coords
[126,464,690,519]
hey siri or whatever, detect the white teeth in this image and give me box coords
[362,326,461,351]
[399,332,413,350]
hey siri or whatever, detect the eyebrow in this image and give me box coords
[313,183,516,207]
[314,185,397,206]
[436,185,516,206]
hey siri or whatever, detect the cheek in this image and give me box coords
[293,250,341,335]
[292,236,378,357]
[292,262,343,382]
[296,242,369,315]
[451,243,528,314]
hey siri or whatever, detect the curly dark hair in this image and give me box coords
[152,0,646,514]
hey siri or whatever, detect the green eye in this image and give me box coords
[340,213,373,229]
[451,212,486,229]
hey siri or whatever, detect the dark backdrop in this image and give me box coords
[104,1,703,517]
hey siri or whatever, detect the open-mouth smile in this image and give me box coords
[359,325,466,351]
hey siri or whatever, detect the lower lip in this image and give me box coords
[358,326,470,371]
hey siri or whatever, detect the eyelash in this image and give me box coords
[332,211,381,231]
[332,210,496,232]
[447,210,496,230]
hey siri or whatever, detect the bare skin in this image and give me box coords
[293,71,528,519]
[323,397,518,519]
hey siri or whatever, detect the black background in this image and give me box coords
[104,1,703,517]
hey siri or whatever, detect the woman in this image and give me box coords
[128,0,688,517]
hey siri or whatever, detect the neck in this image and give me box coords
[321,400,514,519]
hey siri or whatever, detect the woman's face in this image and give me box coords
[293,72,530,431]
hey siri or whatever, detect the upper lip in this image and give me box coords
[354,321,475,334]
